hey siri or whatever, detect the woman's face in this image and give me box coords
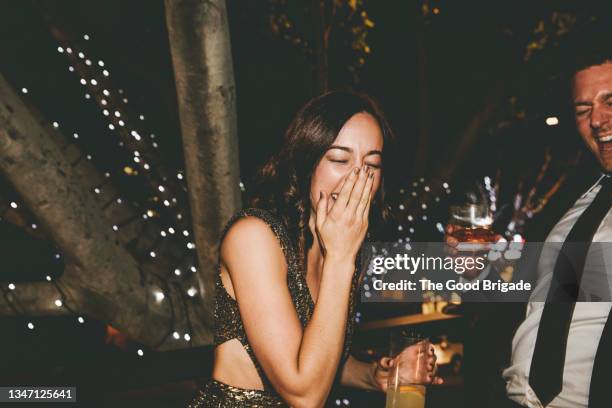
[310,112,384,212]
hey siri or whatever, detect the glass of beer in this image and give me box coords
[385,330,429,408]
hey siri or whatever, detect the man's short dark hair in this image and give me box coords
[565,23,612,79]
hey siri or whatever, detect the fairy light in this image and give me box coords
[102,70,109,77]
[190,266,197,273]
[153,290,165,303]
[163,200,170,207]
[21,87,28,94]
[27,322,34,330]
[108,124,115,130]
[139,115,145,120]
[83,34,90,40]
[52,121,59,128]
[173,331,180,339]
[66,47,72,54]
[79,78,86,85]
[68,66,74,72]
[45,275,51,281]
[143,163,150,170]
[8,283,15,290]
[57,46,64,53]
[174,268,181,276]
[73,132,79,139]
[54,299,63,307]
[10,202,17,209]
[184,333,191,341]
[103,110,109,116]
[101,99,107,105]
[150,251,156,258]
[114,110,121,117]
[182,230,189,237]
[118,120,125,127]
[187,242,195,249]
[187,287,197,297]
[158,185,165,193]
[112,225,119,231]
[160,230,167,237]
[545,116,559,126]
[78,52,85,59]
[85,59,92,66]
[31,224,37,229]
[98,60,104,67]
[177,173,183,180]
[137,349,144,357]
[77,316,85,324]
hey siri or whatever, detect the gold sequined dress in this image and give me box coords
[188,207,360,407]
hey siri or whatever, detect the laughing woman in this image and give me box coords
[189,91,439,407]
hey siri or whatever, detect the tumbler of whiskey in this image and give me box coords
[447,203,496,251]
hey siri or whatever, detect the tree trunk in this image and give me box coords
[164,0,241,327]
[0,74,212,350]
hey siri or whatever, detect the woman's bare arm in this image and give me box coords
[223,166,374,407]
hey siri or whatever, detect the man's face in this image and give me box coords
[572,61,612,173]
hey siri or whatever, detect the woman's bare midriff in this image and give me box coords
[212,264,266,390]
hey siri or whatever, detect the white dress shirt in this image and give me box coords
[503,175,612,408]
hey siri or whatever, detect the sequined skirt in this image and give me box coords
[187,379,288,408]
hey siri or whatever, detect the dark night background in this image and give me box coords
[0,0,611,406]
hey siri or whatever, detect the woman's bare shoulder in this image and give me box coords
[220,215,287,277]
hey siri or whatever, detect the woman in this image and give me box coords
[189,91,439,407]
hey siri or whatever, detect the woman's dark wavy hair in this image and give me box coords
[249,91,395,269]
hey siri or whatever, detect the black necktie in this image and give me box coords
[529,176,612,407]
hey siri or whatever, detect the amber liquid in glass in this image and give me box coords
[385,385,426,408]
[448,225,496,243]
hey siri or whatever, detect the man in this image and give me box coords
[502,31,612,408]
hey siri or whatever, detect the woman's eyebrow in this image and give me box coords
[328,145,382,157]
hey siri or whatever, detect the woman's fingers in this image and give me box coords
[346,165,369,214]
[331,167,360,216]
[315,191,328,228]
[357,169,375,219]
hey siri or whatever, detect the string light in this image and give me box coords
[173,331,180,339]
[57,46,64,53]
[54,299,63,307]
[150,251,156,258]
[8,283,15,290]
[45,275,51,281]
[10,202,17,209]
[78,52,85,59]
[21,87,28,94]
[190,266,196,273]
[137,349,144,356]
[187,287,197,297]
[98,60,104,67]
[85,59,92,66]
[184,333,191,341]
[77,316,85,324]
[153,290,165,302]
[83,34,90,41]
[174,268,181,276]
[27,322,34,330]
[52,121,59,128]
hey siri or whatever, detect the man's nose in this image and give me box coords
[590,105,609,130]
